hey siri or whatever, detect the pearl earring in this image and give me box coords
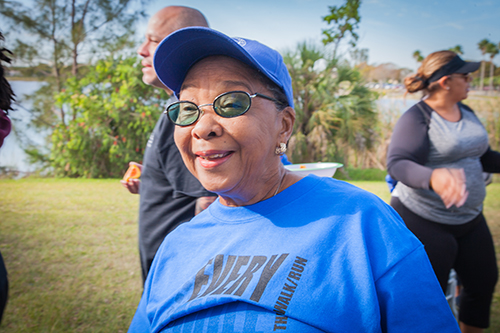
[275,143,287,155]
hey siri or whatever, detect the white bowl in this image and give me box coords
[285,162,343,177]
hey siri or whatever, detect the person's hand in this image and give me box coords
[195,196,217,215]
[120,162,143,194]
[430,168,468,209]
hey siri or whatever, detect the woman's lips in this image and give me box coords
[196,151,233,168]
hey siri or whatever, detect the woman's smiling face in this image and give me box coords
[173,56,294,206]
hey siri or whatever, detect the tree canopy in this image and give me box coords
[51,55,169,178]
[0,0,147,128]
[322,0,361,58]
[448,45,463,55]
[478,38,491,90]
[284,41,378,167]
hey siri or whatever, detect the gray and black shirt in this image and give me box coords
[387,101,500,225]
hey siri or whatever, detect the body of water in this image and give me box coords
[375,94,419,113]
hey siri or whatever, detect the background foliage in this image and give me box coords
[0,0,147,172]
[1,0,498,177]
[284,41,378,166]
[51,56,169,177]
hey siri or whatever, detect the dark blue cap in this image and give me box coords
[427,55,480,84]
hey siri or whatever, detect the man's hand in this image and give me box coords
[120,162,143,194]
[430,168,468,209]
[195,196,217,215]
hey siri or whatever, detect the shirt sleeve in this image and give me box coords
[481,146,500,173]
[128,296,152,333]
[376,247,460,332]
[386,104,434,189]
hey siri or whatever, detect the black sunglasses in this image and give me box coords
[449,73,472,82]
[164,90,280,126]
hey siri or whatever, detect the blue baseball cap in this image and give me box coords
[153,27,294,108]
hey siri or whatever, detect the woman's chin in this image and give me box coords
[197,175,233,196]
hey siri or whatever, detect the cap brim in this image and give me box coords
[455,61,480,74]
[154,27,274,97]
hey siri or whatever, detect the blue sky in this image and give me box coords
[138,0,500,71]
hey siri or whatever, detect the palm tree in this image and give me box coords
[412,50,424,72]
[485,42,499,93]
[478,39,490,91]
[448,45,464,55]
[283,41,377,167]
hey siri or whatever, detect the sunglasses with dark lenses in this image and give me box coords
[450,73,472,82]
[165,91,280,126]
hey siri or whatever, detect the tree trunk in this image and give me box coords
[50,4,64,126]
[71,0,78,77]
[53,52,65,125]
[72,48,78,76]
[488,59,494,93]
[480,59,485,91]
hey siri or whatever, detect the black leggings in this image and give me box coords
[391,197,498,328]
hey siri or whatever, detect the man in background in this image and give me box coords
[121,6,215,283]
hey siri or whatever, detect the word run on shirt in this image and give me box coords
[273,256,308,331]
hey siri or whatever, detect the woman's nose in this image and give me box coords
[192,105,222,139]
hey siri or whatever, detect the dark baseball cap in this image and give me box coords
[427,55,480,84]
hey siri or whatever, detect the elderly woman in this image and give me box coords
[128,27,459,332]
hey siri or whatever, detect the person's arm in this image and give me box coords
[481,146,500,173]
[386,105,433,189]
[387,104,467,208]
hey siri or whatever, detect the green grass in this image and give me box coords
[0,179,499,331]
[0,179,141,332]
[334,167,388,181]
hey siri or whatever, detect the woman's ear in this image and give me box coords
[279,106,296,143]
[438,76,450,91]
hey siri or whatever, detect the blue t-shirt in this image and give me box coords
[139,107,215,280]
[129,175,459,332]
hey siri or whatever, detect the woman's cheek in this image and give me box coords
[174,127,188,150]
[174,128,193,165]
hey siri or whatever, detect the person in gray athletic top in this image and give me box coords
[387,50,500,333]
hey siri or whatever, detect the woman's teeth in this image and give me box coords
[203,153,228,160]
